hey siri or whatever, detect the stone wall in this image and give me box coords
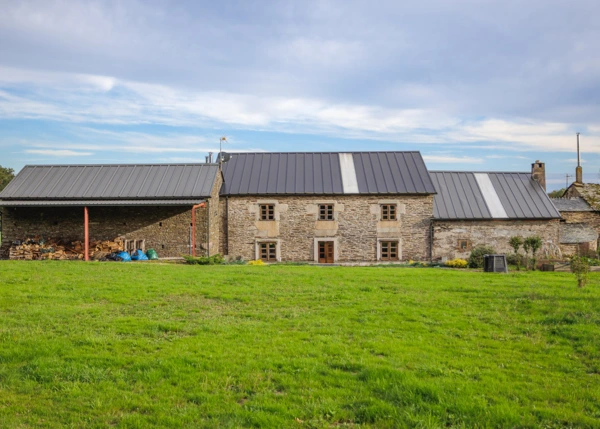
[560,211,600,230]
[0,205,209,259]
[432,219,561,260]
[206,172,223,256]
[225,195,433,262]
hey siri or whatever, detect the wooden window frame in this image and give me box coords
[258,242,278,262]
[381,204,397,221]
[457,239,471,251]
[124,239,146,253]
[379,240,399,261]
[318,204,334,221]
[259,204,275,221]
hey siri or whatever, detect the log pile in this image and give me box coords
[9,238,124,261]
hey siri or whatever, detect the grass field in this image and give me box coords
[0,262,599,428]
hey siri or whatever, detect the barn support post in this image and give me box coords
[84,206,89,262]
[191,202,206,257]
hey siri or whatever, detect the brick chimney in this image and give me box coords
[531,160,546,191]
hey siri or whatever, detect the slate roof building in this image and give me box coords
[220,152,436,262]
[550,196,600,255]
[0,151,566,263]
[430,163,562,261]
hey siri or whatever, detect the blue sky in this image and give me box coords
[1,0,599,190]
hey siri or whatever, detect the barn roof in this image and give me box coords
[550,197,594,212]
[0,164,220,204]
[220,152,436,195]
[430,171,561,220]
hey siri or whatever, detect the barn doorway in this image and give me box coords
[318,241,334,264]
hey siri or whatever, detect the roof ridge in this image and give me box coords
[21,163,220,167]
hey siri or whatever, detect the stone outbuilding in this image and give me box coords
[0,164,222,259]
[550,197,599,255]
[430,167,561,261]
[220,152,436,263]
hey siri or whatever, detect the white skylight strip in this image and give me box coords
[474,173,508,218]
[339,153,359,194]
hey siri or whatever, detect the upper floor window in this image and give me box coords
[381,204,397,220]
[259,204,275,220]
[318,204,334,220]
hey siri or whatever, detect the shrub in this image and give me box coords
[248,259,265,266]
[183,254,224,265]
[524,236,543,270]
[570,255,590,288]
[467,246,496,269]
[506,253,526,267]
[445,258,467,268]
[222,258,247,265]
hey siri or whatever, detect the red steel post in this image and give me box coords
[84,206,89,262]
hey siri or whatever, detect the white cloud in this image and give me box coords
[1,66,600,155]
[422,155,483,164]
[25,149,93,156]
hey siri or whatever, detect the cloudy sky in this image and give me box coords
[1,0,599,190]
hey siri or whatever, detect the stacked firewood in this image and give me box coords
[9,238,124,261]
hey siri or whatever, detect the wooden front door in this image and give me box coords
[318,241,334,263]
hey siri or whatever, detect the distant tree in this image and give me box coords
[548,188,566,198]
[0,166,15,192]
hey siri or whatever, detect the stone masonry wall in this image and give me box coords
[226,195,433,262]
[560,211,600,230]
[0,205,209,259]
[432,219,560,260]
[206,172,223,257]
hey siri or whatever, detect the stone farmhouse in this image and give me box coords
[0,151,588,263]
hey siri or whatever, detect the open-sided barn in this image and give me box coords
[0,164,222,259]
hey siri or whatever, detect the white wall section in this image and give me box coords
[474,173,508,218]
[339,153,359,194]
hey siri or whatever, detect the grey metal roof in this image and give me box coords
[559,223,599,244]
[0,164,220,200]
[220,152,436,195]
[431,171,561,220]
[551,197,594,212]
[0,199,205,207]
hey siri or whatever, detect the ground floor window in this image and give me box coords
[259,242,277,262]
[380,241,399,261]
[457,239,471,251]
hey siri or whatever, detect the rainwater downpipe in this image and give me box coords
[191,202,206,257]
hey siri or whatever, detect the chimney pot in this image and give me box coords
[531,160,546,191]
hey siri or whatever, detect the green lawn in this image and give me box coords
[0,262,599,428]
